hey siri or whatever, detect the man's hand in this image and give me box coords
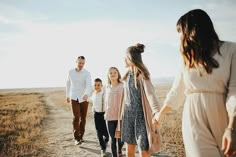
[66,97,70,103]
[83,95,88,101]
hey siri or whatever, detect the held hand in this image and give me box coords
[66,97,70,103]
[83,95,88,101]
[222,128,236,156]
[152,106,171,126]
[152,112,163,126]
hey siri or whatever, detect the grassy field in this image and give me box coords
[154,84,185,157]
[0,85,185,157]
[0,92,47,157]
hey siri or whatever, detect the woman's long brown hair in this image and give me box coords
[177,9,221,74]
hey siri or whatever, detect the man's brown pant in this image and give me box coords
[71,100,89,140]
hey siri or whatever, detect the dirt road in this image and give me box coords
[41,91,171,157]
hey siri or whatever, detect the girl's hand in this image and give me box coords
[222,128,236,156]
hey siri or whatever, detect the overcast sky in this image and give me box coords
[0,0,236,89]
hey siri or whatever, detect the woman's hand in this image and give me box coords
[152,112,163,126]
[152,106,171,126]
[222,128,236,156]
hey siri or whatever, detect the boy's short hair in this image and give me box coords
[77,56,85,60]
[94,78,102,84]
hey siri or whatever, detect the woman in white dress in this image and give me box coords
[155,9,236,157]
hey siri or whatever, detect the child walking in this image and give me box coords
[121,43,161,157]
[89,78,109,157]
[104,67,124,157]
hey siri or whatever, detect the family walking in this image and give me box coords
[66,9,236,157]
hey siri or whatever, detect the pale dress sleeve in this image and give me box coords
[226,48,236,117]
[163,69,186,110]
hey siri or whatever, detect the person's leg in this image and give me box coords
[140,151,150,157]
[118,138,124,156]
[101,112,109,148]
[182,95,225,157]
[94,112,106,150]
[79,101,89,140]
[71,100,81,141]
[135,111,150,157]
[107,120,118,157]
[126,144,136,157]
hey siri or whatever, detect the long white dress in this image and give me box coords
[164,41,236,157]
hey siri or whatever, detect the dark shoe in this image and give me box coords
[118,150,122,157]
[74,139,82,145]
[80,138,85,143]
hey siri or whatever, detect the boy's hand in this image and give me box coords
[66,97,70,103]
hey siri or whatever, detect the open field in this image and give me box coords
[155,84,185,157]
[0,92,47,156]
[0,84,185,157]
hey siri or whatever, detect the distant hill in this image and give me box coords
[152,77,174,85]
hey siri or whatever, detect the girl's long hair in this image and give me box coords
[177,9,220,74]
[123,43,150,88]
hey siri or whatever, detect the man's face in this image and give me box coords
[76,58,85,70]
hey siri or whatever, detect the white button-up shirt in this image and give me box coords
[89,91,105,112]
[66,68,92,103]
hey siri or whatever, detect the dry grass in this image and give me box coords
[0,92,47,157]
[45,90,70,111]
[0,84,185,157]
[155,84,185,157]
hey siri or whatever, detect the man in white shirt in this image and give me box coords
[66,56,92,145]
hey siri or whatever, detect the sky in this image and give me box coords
[0,0,236,89]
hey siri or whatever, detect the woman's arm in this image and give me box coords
[222,116,236,156]
[227,116,236,129]
[153,105,171,126]
[223,46,236,156]
[154,68,185,124]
